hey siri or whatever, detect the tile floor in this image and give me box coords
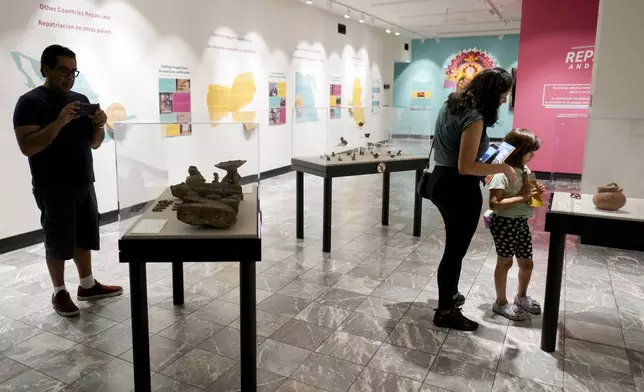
[0,172,642,392]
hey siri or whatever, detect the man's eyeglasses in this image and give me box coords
[55,67,80,78]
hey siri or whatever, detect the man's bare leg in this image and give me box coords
[74,248,96,290]
[46,258,66,288]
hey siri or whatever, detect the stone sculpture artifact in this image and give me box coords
[338,137,348,146]
[170,165,244,228]
[215,160,246,185]
[592,183,627,211]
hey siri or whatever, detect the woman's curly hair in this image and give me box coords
[446,67,514,127]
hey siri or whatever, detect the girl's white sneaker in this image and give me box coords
[514,296,542,315]
[493,302,529,321]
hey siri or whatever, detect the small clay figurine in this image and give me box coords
[212,173,219,183]
[390,155,395,158]
[346,150,352,156]
[338,137,348,146]
[359,149,364,155]
[338,155,343,162]
[320,154,326,160]
[387,150,391,154]
[373,153,379,158]
[326,155,331,161]
[396,150,402,156]
[351,153,356,161]
[331,152,335,157]
[364,133,371,138]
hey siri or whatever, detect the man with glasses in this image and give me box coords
[12,44,122,317]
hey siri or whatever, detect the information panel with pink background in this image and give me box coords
[513,0,599,174]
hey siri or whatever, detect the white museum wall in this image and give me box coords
[0,0,408,240]
[581,0,644,198]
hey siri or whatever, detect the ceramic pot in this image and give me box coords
[592,183,627,211]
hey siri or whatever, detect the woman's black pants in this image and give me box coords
[428,166,482,310]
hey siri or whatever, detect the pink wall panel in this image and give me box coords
[513,0,599,173]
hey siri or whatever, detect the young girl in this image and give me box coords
[488,128,545,321]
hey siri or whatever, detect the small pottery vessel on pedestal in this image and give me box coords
[592,183,627,211]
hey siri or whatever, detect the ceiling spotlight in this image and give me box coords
[385,26,391,34]
[306,0,312,4]
[395,30,400,36]
[344,8,350,18]
[359,13,365,23]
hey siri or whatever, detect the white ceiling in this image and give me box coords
[298,0,522,38]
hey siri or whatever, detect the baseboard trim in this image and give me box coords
[391,134,431,139]
[0,206,130,256]
[0,165,294,256]
[533,171,582,181]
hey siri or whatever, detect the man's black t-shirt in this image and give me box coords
[13,86,95,189]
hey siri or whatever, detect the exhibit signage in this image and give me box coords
[542,84,591,109]
[268,72,287,126]
[565,45,594,71]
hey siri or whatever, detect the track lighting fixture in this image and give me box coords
[306,0,312,4]
[344,7,350,18]
[359,13,365,23]
[395,30,400,36]
[385,26,391,34]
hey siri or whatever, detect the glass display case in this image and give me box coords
[550,113,588,192]
[291,106,431,164]
[113,119,260,237]
[578,116,644,198]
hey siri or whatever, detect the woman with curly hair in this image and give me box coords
[427,67,517,331]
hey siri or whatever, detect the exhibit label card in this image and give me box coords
[131,219,168,234]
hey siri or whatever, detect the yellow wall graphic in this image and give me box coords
[350,77,365,125]
[207,72,256,127]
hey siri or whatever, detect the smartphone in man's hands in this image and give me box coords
[75,103,99,117]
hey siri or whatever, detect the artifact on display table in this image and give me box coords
[337,137,348,146]
[169,165,245,228]
[215,160,246,185]
[593,183,627,211]
[152,200,173,212]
